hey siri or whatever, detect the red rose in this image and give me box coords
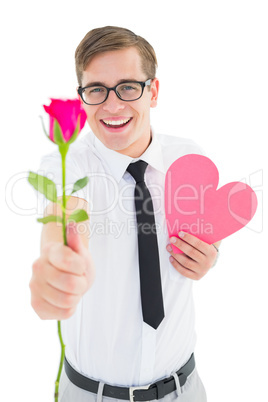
[43,98,87,143]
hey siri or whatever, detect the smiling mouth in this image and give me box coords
[101,118,132,128]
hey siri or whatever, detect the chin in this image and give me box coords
[107,140,131,152]
[100,131,132,148]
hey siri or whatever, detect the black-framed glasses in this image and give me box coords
[78,79,152,105]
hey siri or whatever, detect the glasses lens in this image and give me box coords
[82,86,107,105]
[117,82,142,101]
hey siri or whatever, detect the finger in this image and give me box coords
[46,267,88,295]
[31,295,76,320]
[66,222,88,257]
[46,243,87,275]
[167,245,199,271]
[30,262,77,320]
[169,236,204,263]
[42,282,81,310]
[169,256,198,280]
[177,231,211,255]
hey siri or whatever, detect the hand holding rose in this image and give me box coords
[30,222,95,320]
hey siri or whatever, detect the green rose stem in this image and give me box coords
[55,321,65,401]
[54,143,69,401]
[59,144,69,245]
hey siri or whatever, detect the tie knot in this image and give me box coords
[127,160,148,183]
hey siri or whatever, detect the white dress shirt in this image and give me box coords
[37,128,205,387]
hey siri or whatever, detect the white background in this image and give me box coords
[1,1,267,401]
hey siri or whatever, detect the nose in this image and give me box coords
[102,89,125,113]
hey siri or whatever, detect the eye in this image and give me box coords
[121,84,139,91]
[83,86,106,96]
[118,82,141,93]
[89,87,105,94]
[122,85,135,90]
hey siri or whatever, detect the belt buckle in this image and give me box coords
[129,384,151,402]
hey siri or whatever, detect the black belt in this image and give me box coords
[64,353,195,401]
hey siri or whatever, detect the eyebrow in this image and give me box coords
[82,78,141,88]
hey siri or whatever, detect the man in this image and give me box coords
[30,26,220,401]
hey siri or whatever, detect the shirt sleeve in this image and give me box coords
[36,150,88,217]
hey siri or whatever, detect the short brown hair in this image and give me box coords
[75,26,158,86]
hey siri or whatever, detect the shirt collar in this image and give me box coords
[139,127,165,174]
[92,127,165,183]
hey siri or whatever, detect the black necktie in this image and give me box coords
[127,160,165,329]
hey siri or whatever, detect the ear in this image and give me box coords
[76,87,84,105]
[150,78,159,108]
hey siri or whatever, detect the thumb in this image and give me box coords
[66,222,84,255]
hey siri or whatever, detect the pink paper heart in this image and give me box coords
[165,154,258,253]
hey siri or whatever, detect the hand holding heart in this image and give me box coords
[166,230,219,280]
[164,154,257,279]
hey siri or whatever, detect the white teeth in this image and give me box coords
[102,118,130,126]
